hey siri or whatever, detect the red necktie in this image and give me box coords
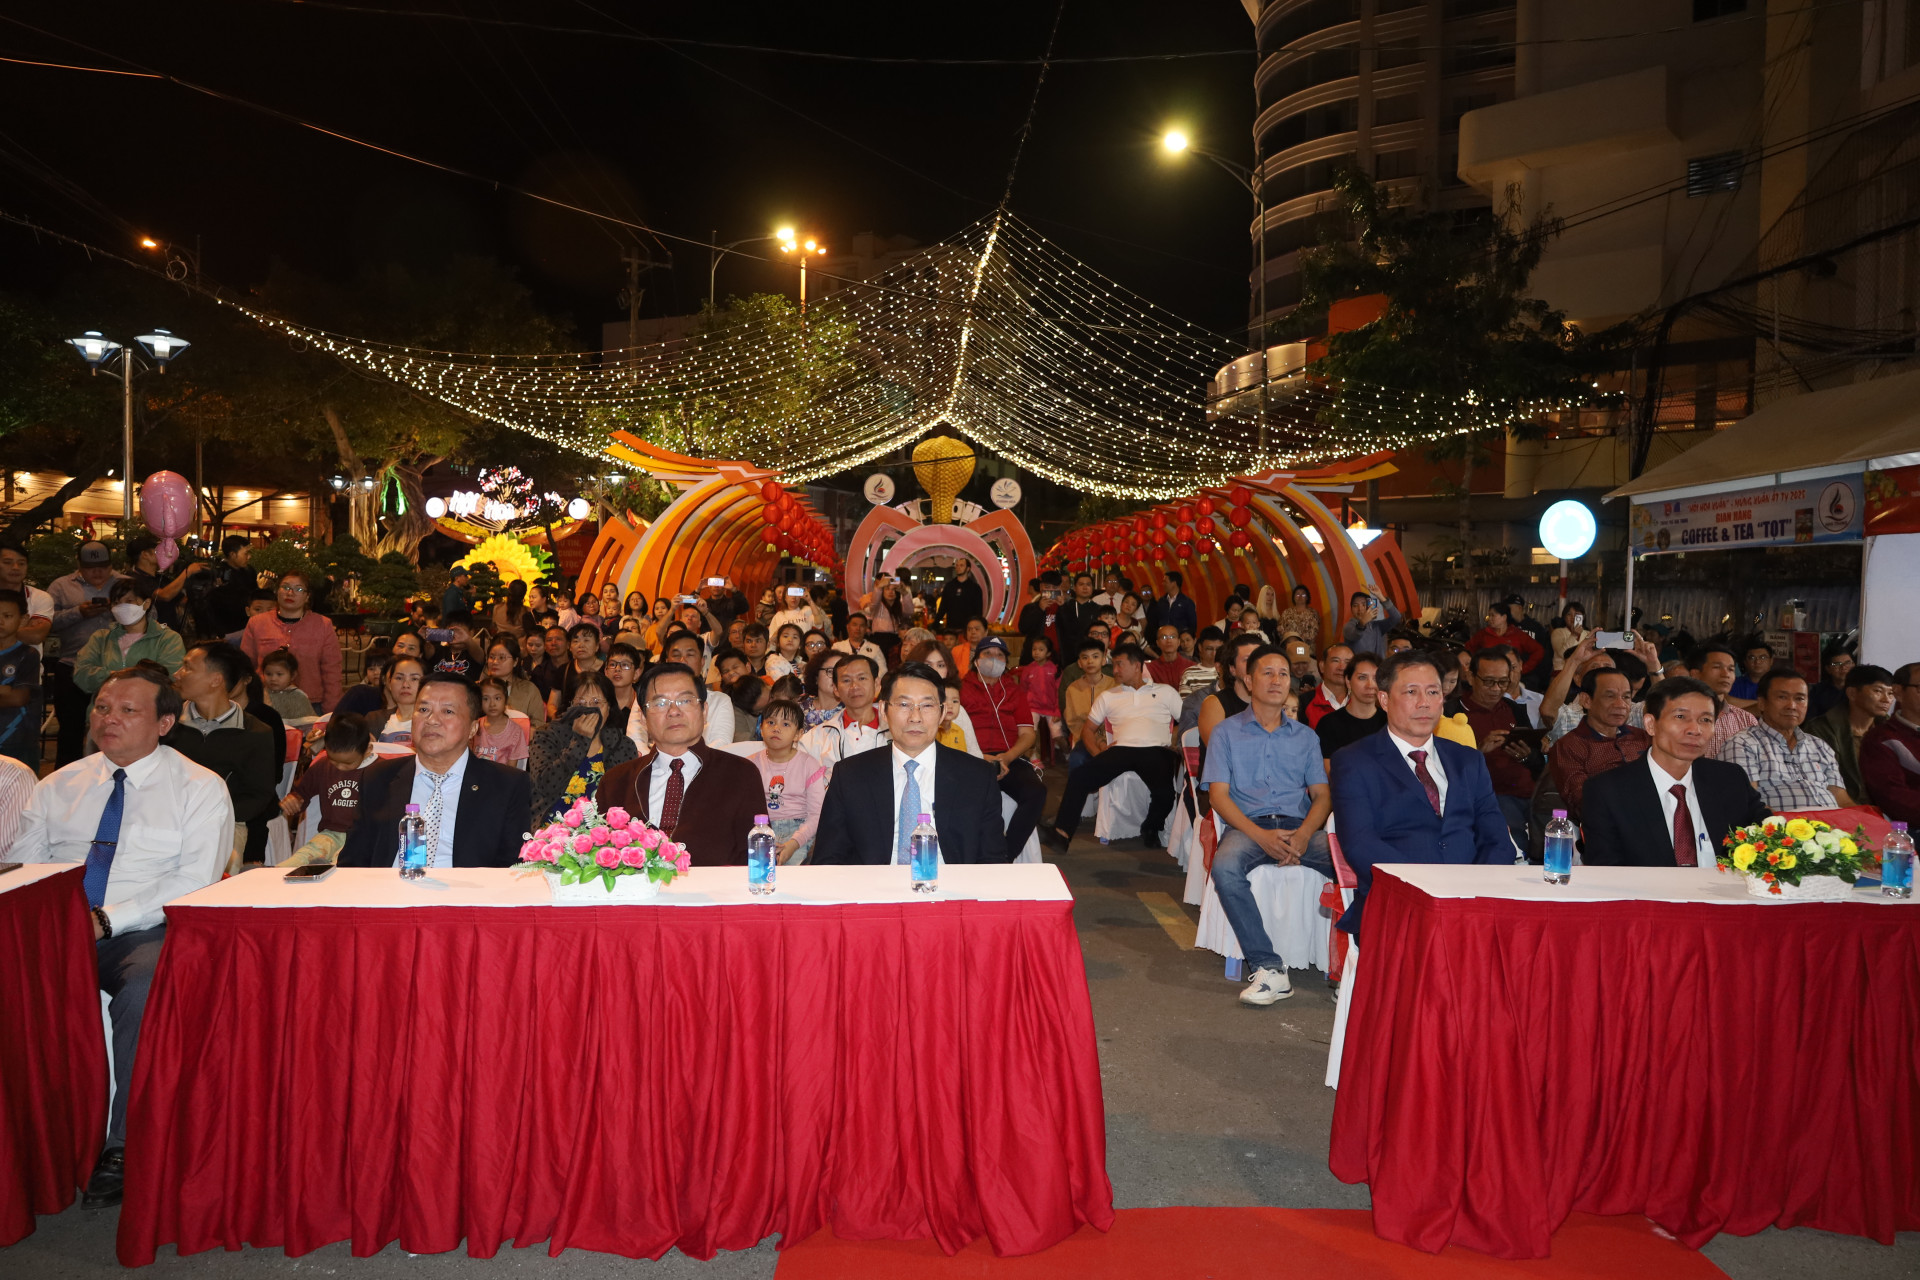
[1670,784,1696,865]
[660,758,685,834]
[1410,749,1442,816]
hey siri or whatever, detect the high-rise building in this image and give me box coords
[1247,0,1517,336]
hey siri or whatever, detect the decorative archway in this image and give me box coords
[845,503,1036,627]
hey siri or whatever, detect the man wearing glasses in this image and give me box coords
[1447,648,1539,856]
[812,661,1009,864]
[597,660,761,864]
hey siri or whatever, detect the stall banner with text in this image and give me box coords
[1631,474,1862,554]
[1865,464,1920,535]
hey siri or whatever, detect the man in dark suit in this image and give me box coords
[1330,649,1514,936]
[597,661,761,865]
[930,559,987,633]
[813,660,1009,865]
[1582,675,1771,867]
[1143,570,1198,639]
[339,673,532,868]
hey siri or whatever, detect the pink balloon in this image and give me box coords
[140,471,195,570]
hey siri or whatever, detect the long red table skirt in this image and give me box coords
[0,866,108,1245]
[1329,870,1920,1258]
[117,899,1115,1265]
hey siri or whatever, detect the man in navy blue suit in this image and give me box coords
[1329,649,1513,937]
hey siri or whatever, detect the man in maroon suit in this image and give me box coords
[597,662,760,865]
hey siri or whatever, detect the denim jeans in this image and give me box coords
[1210,814,1330,975]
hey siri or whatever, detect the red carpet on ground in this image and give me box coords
[773,1207,1728,1279]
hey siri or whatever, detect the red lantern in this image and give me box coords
[760,480,782,503]
[1132,530,1147,548]
[1175,542,1192,563]
[1177,504,1195,525]
[1228,530,1251,551]
[1228,507,1252,528]
[1230,485,1253,507]
[1151,511,1167,530]
[1132,515,1149,535]
[1177,523,1195,544]
[1197,497,1216,518]
[762,508,779,528]
[1151,528,1167,546]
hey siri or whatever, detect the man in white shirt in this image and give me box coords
[1043,645,1183,849]
[634,631,734,752]
[831,612,888,676]
[800,653,890,766]
[0,753,38,854]
[11,664,233,1205]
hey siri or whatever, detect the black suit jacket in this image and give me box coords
[1581,755,1771,867]
[812,743,1009,865]
[337,753,533,868]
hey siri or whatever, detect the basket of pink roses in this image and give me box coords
[520,796,691,903]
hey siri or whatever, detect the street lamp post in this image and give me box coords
[66,328,190,527]
[708,232,786,312]
[1163,129,1268,453]
[777,228,828,316]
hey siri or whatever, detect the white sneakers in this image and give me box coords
[1238,966,1292,1006]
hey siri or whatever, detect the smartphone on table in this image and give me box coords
[284,864,335,882]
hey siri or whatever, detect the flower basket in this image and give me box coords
[1743,873,1854,901]
[1719,815,1872,897]
[543,868,660,904]
[519,797,690,901]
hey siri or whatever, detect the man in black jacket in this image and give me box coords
[930,559,986,632]
[338,673,532,869]
[1056,572,1105,658]
[166,642,278,865]
[812,661,1008,865]
[1582,675,1771,868]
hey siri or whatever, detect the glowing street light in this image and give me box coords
[1161,129,1190,154]
[66,327,189,526]
[778,229,829,315]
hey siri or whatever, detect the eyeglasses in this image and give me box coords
[279,584,309,595]
[604,660,636,672]
[644,694,702,711]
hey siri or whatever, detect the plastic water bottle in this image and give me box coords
[1883,822,1914,899]
[398,803,429,879]
[909,813,939,893]
[1542,809,1576,885]
[747,814,777,895]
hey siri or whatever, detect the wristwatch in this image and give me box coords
[92,907,113,940]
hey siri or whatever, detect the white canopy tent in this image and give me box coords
[1607,366,1920,667]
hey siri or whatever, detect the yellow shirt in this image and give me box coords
[1063,673,1118,742]
[936,722,969,753]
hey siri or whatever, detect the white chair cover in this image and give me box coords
[1001,792,1041,863]
[1192,815,1333,973]
[1094,772,1175,845]
[265,815,292,865]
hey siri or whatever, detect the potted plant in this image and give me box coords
[519,797,691,903]
[1718,815,1872,900]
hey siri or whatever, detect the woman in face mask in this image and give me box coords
[73,576,187,693]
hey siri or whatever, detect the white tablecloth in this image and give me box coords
[166,862,1073,910]
[1382,862,1916,906]
[0,862,83,898]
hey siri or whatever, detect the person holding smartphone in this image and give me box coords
[1550,603,1590,673]
[1446,648,1540,856]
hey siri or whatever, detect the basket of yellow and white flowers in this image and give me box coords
[1718,815,1872,900]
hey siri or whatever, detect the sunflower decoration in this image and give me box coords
[454,533,551,586]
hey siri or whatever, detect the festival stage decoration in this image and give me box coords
[574,433,839,607]
[452,533,551,586]
[1038,454,1420,638]
[224,213,1551,500]
[844,452,1035,627]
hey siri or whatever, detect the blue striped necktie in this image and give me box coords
[84,767,127,909]
[894,759,921,864]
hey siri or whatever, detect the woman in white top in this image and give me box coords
[863,578,915,635]
[1549,602,1589,671]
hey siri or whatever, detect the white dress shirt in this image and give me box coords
[800,708,890,767]
[1647,754,1715,873]
[1386,728,1450,812]
[1088,682,1182,748]
[0,754,36,853]
[12,745,234,934]
[402,749,470,869]
[890,742,939,862]
[646,746,703,825]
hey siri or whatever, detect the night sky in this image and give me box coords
[2,1,1260,346]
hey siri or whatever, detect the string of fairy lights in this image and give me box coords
[224,210,1560,499]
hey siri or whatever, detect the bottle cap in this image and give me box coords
[1551,809,1566,820]
[1895,821,1909,832]
[405,804,420,813]
[918,813,932,823]
[755,814,768,824]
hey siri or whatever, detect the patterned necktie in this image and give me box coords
[84,767,127,909]
[1409,749,1442,816]
[660,757,685,833]
[1670,784,1697,866]
[423,768,449,868]
[895,759,921,864]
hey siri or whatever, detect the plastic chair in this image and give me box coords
[1194,811,1332,981]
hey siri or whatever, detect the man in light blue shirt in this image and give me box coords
[1203,643,1332,1007]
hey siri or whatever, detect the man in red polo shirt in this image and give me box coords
[959,636,1046,857]
[1146,623,1194,688]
